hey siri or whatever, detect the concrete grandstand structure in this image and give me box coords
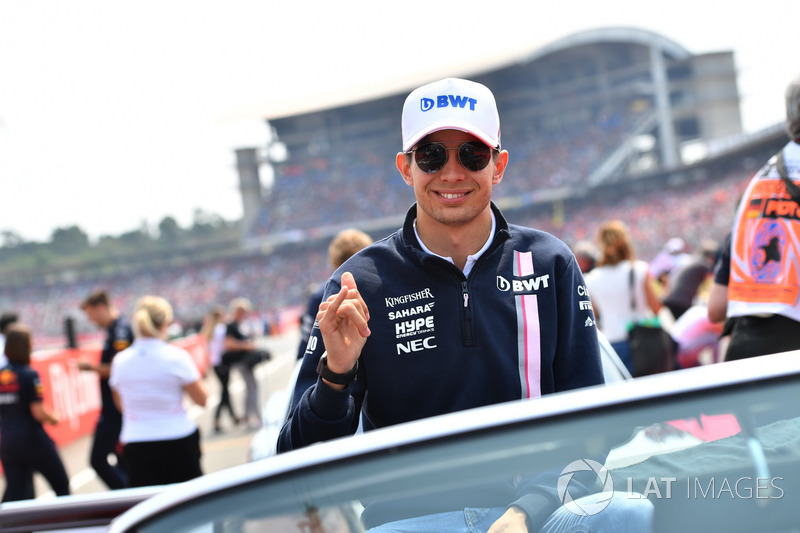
[237,26,760,250]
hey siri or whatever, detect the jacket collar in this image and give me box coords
[399,202,511,263]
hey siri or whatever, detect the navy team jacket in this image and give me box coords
[278,202,604,529]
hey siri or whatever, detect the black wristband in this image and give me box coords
[316,354,358,386]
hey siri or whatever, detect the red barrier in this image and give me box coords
[31,346,105,448]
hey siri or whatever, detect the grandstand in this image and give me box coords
[239,27,751,249]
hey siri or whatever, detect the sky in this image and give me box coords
[0,0,797,243]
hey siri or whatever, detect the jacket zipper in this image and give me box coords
[461,280,474,345]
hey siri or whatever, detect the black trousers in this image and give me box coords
[1,427,70,501]
[725,314,800,361]
[90,412,128,489]
[123,428,203,487]
[213,364,238,423]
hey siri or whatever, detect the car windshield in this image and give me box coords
[129,363,800,533]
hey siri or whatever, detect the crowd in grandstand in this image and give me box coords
[517,168,750,261]
[499,99,653,195]
[253,97,651,237]
[0,160,754,346]
[0,247,329,345]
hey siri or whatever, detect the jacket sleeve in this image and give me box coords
[509,469,594,531]
[553,255,605,391]
[276,373,362,453]
[277,278,365,453]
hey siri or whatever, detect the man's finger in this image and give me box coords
[336,301,371,338]
[341,271,357,290]
[319,285,348,326]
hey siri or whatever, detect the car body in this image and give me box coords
[4,350,797,532]
[102,349,800,532]
[0,485,163,533]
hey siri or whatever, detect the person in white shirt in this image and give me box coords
[585,220,663,374]
[109,295,208,487]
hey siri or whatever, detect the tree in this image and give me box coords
[1,230,24,248]
[158,216,183,244]
[190,208,223,237]
[118,222,154,249]
[50,225,90,255]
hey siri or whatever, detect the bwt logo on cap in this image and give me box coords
[420,94,478,112]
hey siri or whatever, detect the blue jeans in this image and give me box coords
[367,492,653,533]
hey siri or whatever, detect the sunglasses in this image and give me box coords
[405,141,495,174]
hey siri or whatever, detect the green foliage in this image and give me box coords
[0,214,240,287]
[50,226,90,255]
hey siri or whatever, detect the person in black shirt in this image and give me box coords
[661,240,718,321]
[222,298,262,429]
[0,323,70,501]
[79,290,133,489]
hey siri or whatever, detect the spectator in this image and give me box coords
[649,237,692,292]
[571,240,598,274]
[670,305,725,368]
[278,78,649,531]
[201,306,241,433]
[109,295,207,487]
[585,220,663,374]
[661,239,718,321]
[296,228,373,360]
[718,73,800,360]
[0,323,70,502]
[222,298,262,429]
[78,290,133,490]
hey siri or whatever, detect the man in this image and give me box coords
[279,78,649,531]
[710,73,800,360]
[661,239,718,321]
[79,290,132,489]
[222,298,262,429]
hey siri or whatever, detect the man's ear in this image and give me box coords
[396,152,414,187]
[492,150,509,185]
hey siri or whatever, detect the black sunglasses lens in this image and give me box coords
[414,143,447,173]
[458,142,492,171]
[413,141,492,173]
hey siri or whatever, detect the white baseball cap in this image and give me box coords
[401,78,501,152]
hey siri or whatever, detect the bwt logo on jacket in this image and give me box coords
[497,274,551,293]
[421,94,478,112]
